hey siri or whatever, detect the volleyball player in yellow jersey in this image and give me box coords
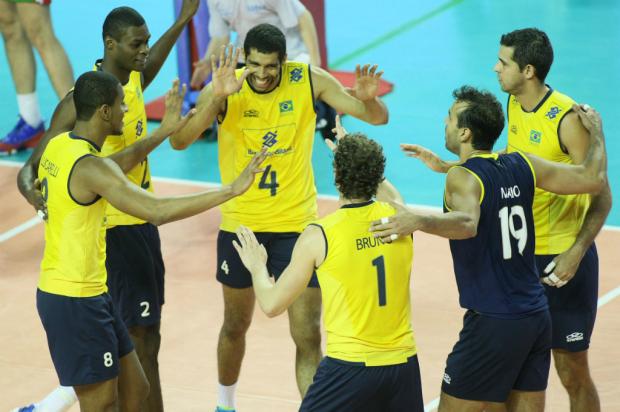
[233,125,423,411]
[170,23,388,410]
[493,29,611,411]
[36,70,265,411]
[17,4,203,411]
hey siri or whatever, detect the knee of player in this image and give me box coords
[220,315,253,339]
[23,23,55,50]
[0,18,25,40]
[290,322,321,350]
[555,355,592,390]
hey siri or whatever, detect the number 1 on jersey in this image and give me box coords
[372,255,387,306]
[498,205,528,259]
[259,165,279,196]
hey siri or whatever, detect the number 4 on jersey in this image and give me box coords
[259,165,279,196]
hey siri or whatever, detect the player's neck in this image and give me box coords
[99,58,131,86]
[460,147,491,162]
[72,121,108,148]
[340,197,372,206]
[514,82,549,112]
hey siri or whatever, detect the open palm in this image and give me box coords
[211,45,249,99]
[354,64,383,101]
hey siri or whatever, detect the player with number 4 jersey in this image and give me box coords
[369,86,606,411]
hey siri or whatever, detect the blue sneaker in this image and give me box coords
[11,404,36,412]
[0,116,44,155]
[215,407,236,412]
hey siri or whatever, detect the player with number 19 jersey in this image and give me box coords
[217,62,317,233]
[446,152,547,318]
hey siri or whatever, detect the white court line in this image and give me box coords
[0,216,42,243]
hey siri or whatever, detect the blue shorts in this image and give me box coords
[36,289,134,386]
[300,355,424,412]
[106,223,165,328]
[442,309,551,403]
[536,243,598,351]
[216,230,319,288]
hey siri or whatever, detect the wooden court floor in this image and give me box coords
[1,164,619,411]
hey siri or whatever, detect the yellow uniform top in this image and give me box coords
[313,200,416,366]
[96,64,152,227]
[218,62,318,232]
[507,88,590,255]
[38,132,108,297]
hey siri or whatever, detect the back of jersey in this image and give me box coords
[447,153,547,318]
[314,200,416,366]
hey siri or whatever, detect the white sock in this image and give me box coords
[217,382,237,410]
[37,385,77,411]
[16,93,42,127]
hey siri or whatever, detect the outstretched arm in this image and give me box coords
[528,105,606,195]
[73,149,266,226]
[142,0,199,89]
[312,64,388,125]
[233,225,322,317]
[17,93,76,218]
[370,166,481,241]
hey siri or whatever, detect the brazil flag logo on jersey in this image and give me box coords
[279,100,293,113]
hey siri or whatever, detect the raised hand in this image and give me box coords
[231,148,268,196]
[353,64,383,102]
[211,45,249,99]
[28,178,48,220]
[401,143,453,173]
[159,79,196,136]
[178,0,200,23]
[324,114,347,151]
[573,103,603,136]
[232,225,268,274]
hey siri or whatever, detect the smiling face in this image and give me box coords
[493,45,526,94]
[107,24,151,72]
[245,48,283,93]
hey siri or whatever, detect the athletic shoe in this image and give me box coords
[215,407,236,412]
[0,116,44,155]
[11,404,36,412]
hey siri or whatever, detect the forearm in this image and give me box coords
[170,97,224,149]
[143,18,190,88]
[570,184,612,254]
[582,129,607,183]
[250,266,285,317]
[298,10,321,66]
[108,129,167,173]
[417,212,477,239]
[154,184,235,225]
[345,88,388,125]
[376,178,404,204]
[17,161,37,201]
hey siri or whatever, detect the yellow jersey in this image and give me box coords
[313,200,416,366]
[507,88,590,255]
[38,132,108,297]
[96,63,152,227]
[217,62,318,232]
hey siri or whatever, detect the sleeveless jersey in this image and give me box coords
[95,62,153,227]
[38,132,108,297]
[446,153,547,318]
[217,62,318,232]
[313,200,416,366]
[506,88,590,254]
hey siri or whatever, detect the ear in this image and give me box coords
[523,64,536,80]
[104,35,115,51]
[99,104,112,121]
[459,127,472,144]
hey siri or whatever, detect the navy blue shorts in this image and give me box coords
[442,309,551,403]
[216,230,319,288]
[536,243,598,351]
[300,355,424,412]
[106,223,165,328]
[36,289,134,386]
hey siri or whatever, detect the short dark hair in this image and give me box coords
[500,28,554,82]
[73,71,121,121]
[452,86,505,151]
[244,23,286,62]
[334,133,386,200]
[102,7,146,41]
